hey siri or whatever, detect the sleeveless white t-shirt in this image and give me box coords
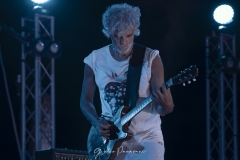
[84,44,163,142]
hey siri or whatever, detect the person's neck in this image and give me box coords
[110,45,133,61]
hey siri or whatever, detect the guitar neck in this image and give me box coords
[120,95,153,125]
[120,79,172,125]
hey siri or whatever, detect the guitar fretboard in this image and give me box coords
[120,95,153,125]
[120,79,173,125]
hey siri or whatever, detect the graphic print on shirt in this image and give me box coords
[104,71,127,116]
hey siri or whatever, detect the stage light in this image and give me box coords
[31,0,49,4]
[219,55,240,73]
[36,41,45,52]
[30,0,51,14]
[30,39,62,58]
[48,41,61,56]
[33,5,48,14]
[50,42,59,54]
[213,4,234,27]
[31,39,46,54]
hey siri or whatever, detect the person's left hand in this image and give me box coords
[152,84,174,115]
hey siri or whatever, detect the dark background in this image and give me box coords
[0,0,240,159]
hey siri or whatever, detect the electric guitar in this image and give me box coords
[87,65,198,160]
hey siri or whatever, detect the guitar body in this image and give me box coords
[87,106,132,160]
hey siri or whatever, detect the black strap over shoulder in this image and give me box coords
[124,43,146,108]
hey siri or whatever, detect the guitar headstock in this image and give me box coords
[171,65,198,86]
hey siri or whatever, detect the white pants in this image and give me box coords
[114,138,165,160]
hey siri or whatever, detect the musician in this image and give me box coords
[80,3,174,159]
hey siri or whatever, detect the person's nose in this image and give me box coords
[120,37,124,45]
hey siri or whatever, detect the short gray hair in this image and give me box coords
[102,3,141,38]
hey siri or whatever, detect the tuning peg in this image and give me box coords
[188,81,191,84]
[193,78,196,82]
[183,83,186,86]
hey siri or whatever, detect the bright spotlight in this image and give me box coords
[30,0,51,14]
[213,4,234,25]
[31,0,49,4]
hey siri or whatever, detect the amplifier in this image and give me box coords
[35,148,89,160]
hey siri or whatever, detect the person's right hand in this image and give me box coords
[95,118,111,138]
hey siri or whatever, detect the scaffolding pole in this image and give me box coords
[206,33,238,160]
[21,13,55,160]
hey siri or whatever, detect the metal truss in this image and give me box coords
[206,33,238,160]
[21,13,55,160]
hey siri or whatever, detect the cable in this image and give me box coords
[0,23,29,46]
[0,45,22,160]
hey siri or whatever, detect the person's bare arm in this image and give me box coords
[80,64,110,137]
[151,55,174,116]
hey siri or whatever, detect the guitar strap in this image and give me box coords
[124,43,146,109]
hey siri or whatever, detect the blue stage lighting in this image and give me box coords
[213,4,234,26]
[31,0,49,4]
[30,0,51,14]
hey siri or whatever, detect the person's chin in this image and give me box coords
[118,49,128,54]
[118,47,131,53]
